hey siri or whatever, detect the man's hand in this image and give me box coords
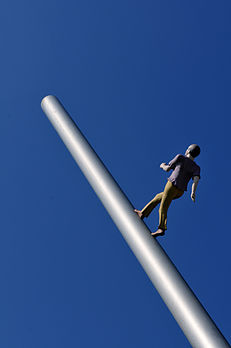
[160,163,171,172]
[191,192,196,202]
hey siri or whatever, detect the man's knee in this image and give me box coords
[152,193,162,203]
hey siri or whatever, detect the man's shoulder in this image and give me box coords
[169,154,183,166]
[191,160,201,176]
[177,154,187,162]
[193,160,200,169]
[174,153,184,160]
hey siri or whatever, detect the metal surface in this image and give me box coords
[41,95,230,348]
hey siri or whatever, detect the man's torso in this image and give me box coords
[168,154,200,191]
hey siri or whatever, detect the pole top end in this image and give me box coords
[41,95,58,109]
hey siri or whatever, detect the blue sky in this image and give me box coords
[1,1,231,347]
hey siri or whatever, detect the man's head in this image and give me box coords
[185,144,201,158]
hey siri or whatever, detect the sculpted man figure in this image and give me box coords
[134,144,201,238]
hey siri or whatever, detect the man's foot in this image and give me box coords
[151,229,165,238]
[134,209,144,220]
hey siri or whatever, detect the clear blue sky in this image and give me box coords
[1,1,230,347]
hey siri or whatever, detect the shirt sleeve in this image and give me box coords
[192,166,201,179]
[168,154,182,169]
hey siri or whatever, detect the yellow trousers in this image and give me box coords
[141,180,184,230]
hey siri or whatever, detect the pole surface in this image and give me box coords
[41,95,230,348]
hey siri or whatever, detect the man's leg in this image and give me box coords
[135,192,163,219]
[152,181,183,237]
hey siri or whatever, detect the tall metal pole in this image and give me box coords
[41,95,230,348]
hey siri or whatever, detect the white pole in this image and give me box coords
[41,95,230,348]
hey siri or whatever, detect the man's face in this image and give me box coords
[185,147,190,156]
[185,145,194,156]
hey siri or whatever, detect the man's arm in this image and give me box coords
[160,163,171,172]
[160,154,181,172]
[191,176,200,202]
